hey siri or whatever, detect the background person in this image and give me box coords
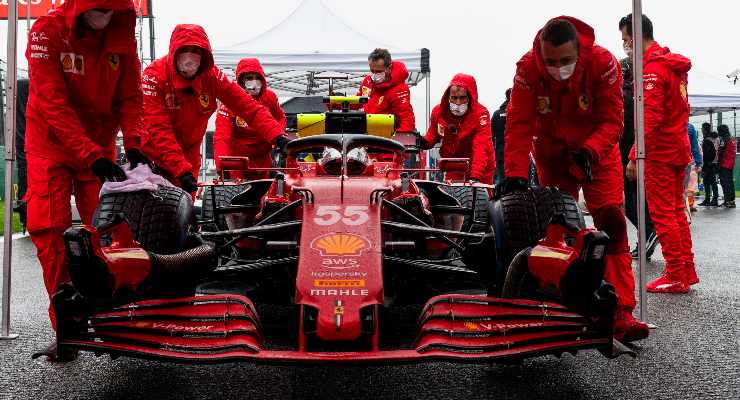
[699,123,720,207]
[420,73,495,183]
[718,124,736,208]
[686,122,703,211]
[357,48,416,133]
[491,89,510,186]
[142,24,287,193]
[214,58,286,178]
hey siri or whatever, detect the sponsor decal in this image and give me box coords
[314,279,366,288]
[645,83,655,90]
[31,31,49,42]
[479,113,488,126]
[530,248,570,260]
[311,271,368,278]
[310,288,369,297]
[437,123,445,137]
[311,233,370,257]
[108,54,120,70]
[199,93,210,108]
[513,74,530,90]
[578,94,590,111]
[463,321,544,331]
[313,205,369,226]
[152,322,215,332]
[361,86,371,97]
[30,44,47,52]
[536,96,551,114]
[377,96,384,105]
[680,82,688,100]
[321,258,359,268]
[235,116,248,128]
[29,52,48,60]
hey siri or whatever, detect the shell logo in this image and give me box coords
[311,233,370,256]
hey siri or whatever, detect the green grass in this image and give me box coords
[0,201,24,236]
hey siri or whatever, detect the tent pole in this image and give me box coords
[1,0,19,340]
[425,72,431,169]
[632,0,648,324]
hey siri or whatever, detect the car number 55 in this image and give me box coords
[314,206,369,226]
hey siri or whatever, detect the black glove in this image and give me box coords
[91,158,126,183]
[274,135,290,155]
[496,177,529,198]
[419,138,433,150]
[125,148,151,169]
[571,148,593,183]
[179,172,198,193]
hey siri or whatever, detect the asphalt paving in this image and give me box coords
[1,206,738,400]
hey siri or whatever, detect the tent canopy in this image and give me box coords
[688,69,740,116]
[212,0,429,96]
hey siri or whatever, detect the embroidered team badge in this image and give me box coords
[361,86,371,97]
[235,116,248,128]
[378,96,384,105]
[536,96,551,114]
[61,54,73,72]
[108,54,120,70]
[437,123,445,137]
[578,94,590,111]
[679,82,688,100]
[199,94,210,108]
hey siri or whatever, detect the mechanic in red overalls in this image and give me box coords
[357,48,416,133]
[142,25,287,192]
[622,14,696,293]
[24,0,147,331]
[214,58,286,178]
[503,17,649,342]
[421,73,495,183]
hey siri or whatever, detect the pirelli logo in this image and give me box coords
[313,279,366,288]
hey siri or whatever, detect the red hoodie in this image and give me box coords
[629,42,692,166]
[25,0,143,169]
[142,25,283,181]
[505,16,624,179]
[356,61,416,132]
[214,58,286,171]
[422,74,494,182]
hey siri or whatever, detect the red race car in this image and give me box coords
[50,97,632,364]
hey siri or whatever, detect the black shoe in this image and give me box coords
[697,201,710,207]
[630,244,653,261]
[32,340,78,362]
[724,201,736,208]
[709,200,719,207]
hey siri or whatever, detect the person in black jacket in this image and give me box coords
[618,57,657,259]
[13,79,30,231]
[491,88,510,186]
[699,123,720,206]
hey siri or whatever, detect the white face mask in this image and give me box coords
[244,79,262,96]
[83,9,114,30]
[449,102,468,116]
[623,42,633,58]
[546,62,577,81]
[371,71,387,84]
[177,52,201,79]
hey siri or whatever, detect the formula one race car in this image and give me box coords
[48,97,632,364]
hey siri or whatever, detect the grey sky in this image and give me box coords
[3,0,739,127]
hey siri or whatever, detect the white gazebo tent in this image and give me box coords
[688,70,740,116]
[211,0,431,118]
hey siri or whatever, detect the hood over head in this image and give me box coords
[168,24,215,79]
[440,73,480,119]
[532,16,595,81]
[236,58,267,85]
[59,0,138,53]
[644,42,691,76]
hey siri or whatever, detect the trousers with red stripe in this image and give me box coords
[26,155,101,330]
[645,160,694,282]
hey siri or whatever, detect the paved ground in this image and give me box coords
[1,207,738,400]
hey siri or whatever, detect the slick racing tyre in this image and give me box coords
[530,186,585,238]
[93,185,193,254]
[200,184,246,231]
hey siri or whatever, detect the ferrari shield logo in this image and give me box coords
[199,94,210,108]
[578,94,590,111]
[536,96,551,114]
[61,54,73,72]
[235,116,248,128]
[437,123,445,137]
[680,82,688,100]
[108,54,120,70]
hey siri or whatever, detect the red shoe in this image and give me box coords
[647,274,689,293]
[613,309,650,342]
[685,266,699,286]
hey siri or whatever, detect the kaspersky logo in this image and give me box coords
[311,233,370,257]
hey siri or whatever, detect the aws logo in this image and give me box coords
[311,233,370,257]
